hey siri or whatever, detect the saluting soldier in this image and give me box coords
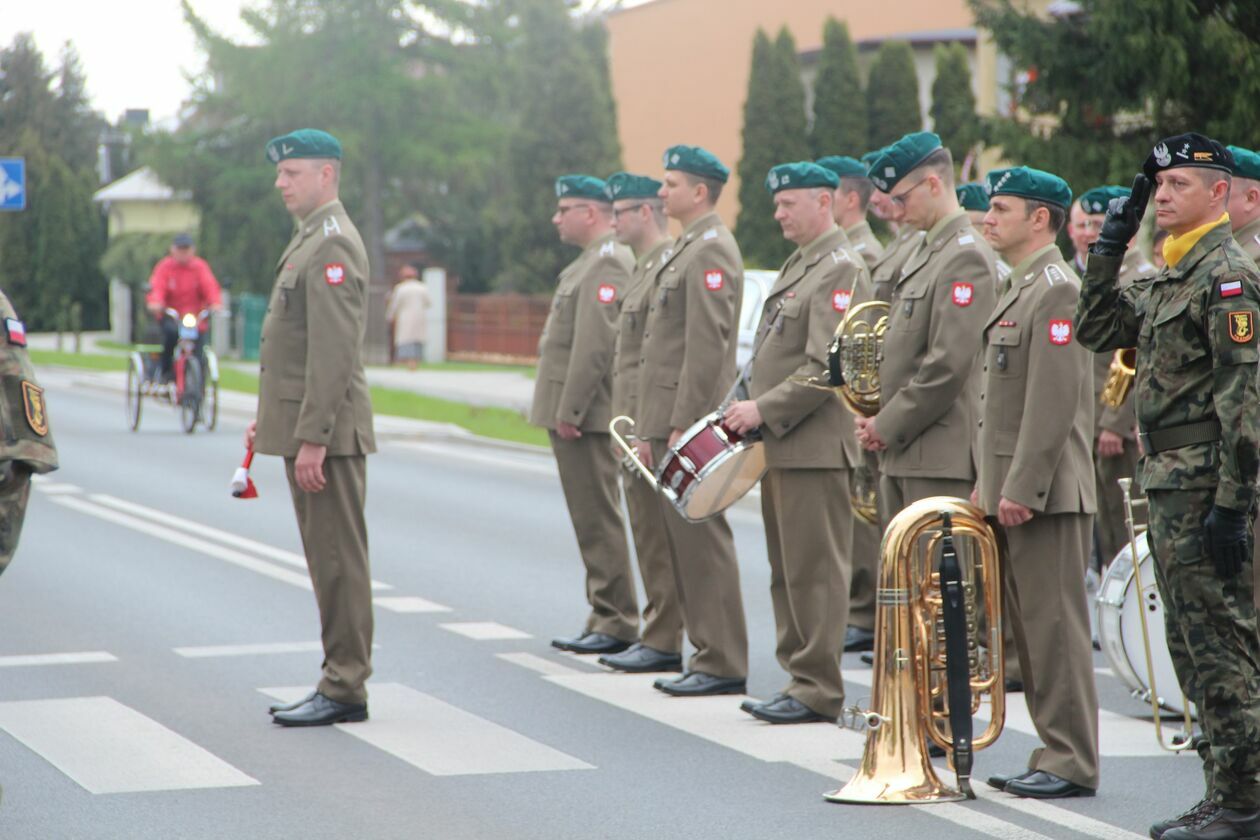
[817,155,884,269]
[247,129,377,727]
[854,132,997,537]
[1228,145,1260,264]
[534,175,639,657]
[0,289,57,576]
[1072,186,1154,573]
[724,162,872,723]
[977,167,1100,800]
[599,171,684,674]
[636,145,748,697]
[1077,133,1260,839]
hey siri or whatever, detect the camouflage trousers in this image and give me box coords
[0,464,32,577]
[1147,488,1260,809]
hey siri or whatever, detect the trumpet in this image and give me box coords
[788,300,889,417]
[1100,348,1136,408]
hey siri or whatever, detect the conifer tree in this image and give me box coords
[929,42,979,164]
[865,41,922,149]
[810,18,866,157]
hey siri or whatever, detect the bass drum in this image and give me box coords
[1096,532,1196,717]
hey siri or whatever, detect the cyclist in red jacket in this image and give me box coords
[145,233,223,382]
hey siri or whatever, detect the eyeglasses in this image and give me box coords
[613,203,647,218]
[889,177,931,208]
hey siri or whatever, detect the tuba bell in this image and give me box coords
[788,299,889,417]
[1100,348,1136,408]
[825,497,1006,804]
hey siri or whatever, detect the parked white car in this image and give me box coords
[736,269,776,371]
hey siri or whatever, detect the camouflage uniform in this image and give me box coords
[1076,221,1260,809]
[0,290,59,575]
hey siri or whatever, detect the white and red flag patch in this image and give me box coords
[952,281,974,307]
[704,270,724,291]
[597,283,616,304]
[4,318,25,347]
[325,263,346,285]
[1220,280,1244,298]
[1049,319,1073,345]
[832,290,851,312]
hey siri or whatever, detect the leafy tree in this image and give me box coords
[865,41,922,150]
[810,18,865,158]
[735,27,810,268]
[929,43,979,164]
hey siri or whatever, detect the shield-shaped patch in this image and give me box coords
[1229,310,1255,344]
[21,381,48,436]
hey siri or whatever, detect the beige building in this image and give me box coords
[606,0,1045,221]
[92,165,199,239]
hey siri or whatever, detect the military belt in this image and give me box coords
[1137,420,1221,456]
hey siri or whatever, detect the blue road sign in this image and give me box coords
[0,158,26,211]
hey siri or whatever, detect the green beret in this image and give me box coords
[605,172,662,201]
[1078,185,1130,215]
[1143,132,1233,181]
[860,148,885,168]
[956,183,990,212]
[663,144,730,183]
[986,166,1072,209]
[765,162,840,194]
[555,174,610,202]
[816,156,868,180]
[865,132,943,192]
[265,129,342,163]
[1228,145,1260,181]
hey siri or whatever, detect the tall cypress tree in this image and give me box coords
[929,43,979,164]
[865,41,922,149]
[810,18,865,157]
[735,27,809,268]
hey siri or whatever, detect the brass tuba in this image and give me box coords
[1100,348,1137,408]
[788,299,889,417]
[825,497,1006,805]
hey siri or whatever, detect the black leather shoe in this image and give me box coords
[986,769,1033,790]
[272,692,368,727]
[1162,803,1260,840]
[748,695,835,724]
[1005,679,1024,693]
[740,694,788,715]
[599,643,682,673]
[1151,799,1210,839]
[269,689,316,715]
[551,632,633,655]
[653,671,746,697]
[1003,770,1095,799]
[859,652,874,666]
[843,625,876,652]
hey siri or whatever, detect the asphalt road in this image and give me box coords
[0,368,1202,839]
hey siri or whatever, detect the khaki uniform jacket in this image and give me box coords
[530,233,633,432]
[845,221,884,272]
[611,238,674,419]
[750,226,872,469]
[255,200,376,458]
[978,245,1096,514]
[1235,216,1260,264]
[877,210,997,480]
[635,212,743,440]
[1084,248,1154,441]
[869,226,925,303]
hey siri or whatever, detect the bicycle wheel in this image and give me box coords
[126,353,144,431]
[203,350,219,431]
[180,355,203,434]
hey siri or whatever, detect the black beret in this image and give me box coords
[1142,132,1234,181]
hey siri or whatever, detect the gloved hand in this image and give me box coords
[1091,174,1151,257]
[1204,505,1250,579]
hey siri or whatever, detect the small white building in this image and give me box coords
[93,166,199,239]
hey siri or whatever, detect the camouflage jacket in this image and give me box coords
[1075,222,1259,510]
[0,291,57,474]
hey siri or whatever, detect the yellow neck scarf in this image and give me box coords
[1163,212,1230,268]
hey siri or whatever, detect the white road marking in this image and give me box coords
[373,596,452,614]
[0,652,116,668]
[50,496,315,591]
[495,652,584,677]
[88,493,393,591]
[173,641,324,658]
[392,441,557,478]
[0,696,258,794]
[440,622,532,640]
[32,482,83,495]
[260,683,592,776]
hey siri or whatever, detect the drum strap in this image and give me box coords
[1137,419,1220,456]
[938,512,975,799]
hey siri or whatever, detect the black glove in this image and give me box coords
[1091,174,1151,257]
[1204,505,1250,579]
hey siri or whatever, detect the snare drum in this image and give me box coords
[1096,532,1195,716]
[656,411,766,522]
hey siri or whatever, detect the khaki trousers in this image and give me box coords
[1002,512,1101,789]
[847,454,881,631]
[1094,437,1141,569]
[762,468,851,717]
[285,455,373,705]
[550,431,639,641]
[622,470,684,653]
[651,440,748,679]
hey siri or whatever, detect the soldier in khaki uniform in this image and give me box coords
[534,175,639,657]
[855,133,997,543]
[246,129,377,727]
[635,145,748,697]
[1072,186,1154,572]
[1228,145,1260,264]
[0,290,58,576]
[725,162,872,723]
[977,167,1100,799]
[817,155,884,270]
[599,172,684,673]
